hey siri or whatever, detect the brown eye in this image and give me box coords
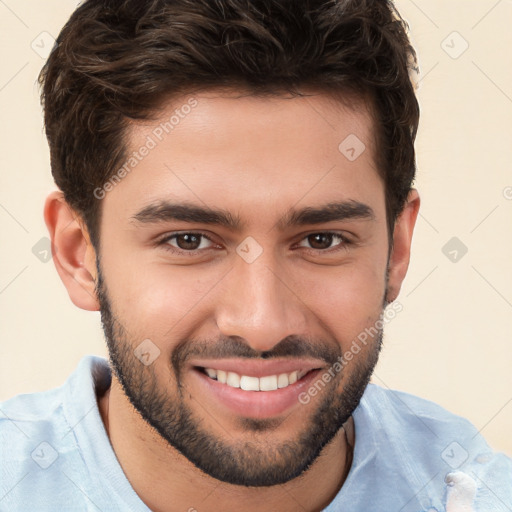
[174,234,202,250]
[308,233,334,250]
[159,232,215,253]
[297,232,348,252]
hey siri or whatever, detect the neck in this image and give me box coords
[98,377,354,512]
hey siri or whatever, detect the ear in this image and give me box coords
[386,188,420,303]
[44,190,100,311]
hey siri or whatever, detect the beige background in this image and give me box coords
[1,0,511,456]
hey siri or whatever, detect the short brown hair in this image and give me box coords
[39,0,420,249]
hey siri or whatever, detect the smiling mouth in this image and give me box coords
[196,367,318,391]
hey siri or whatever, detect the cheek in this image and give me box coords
[101,235,387,351]
[292,260,386,347]
[103,261,220,340]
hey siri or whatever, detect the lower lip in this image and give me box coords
[191,368,322,419]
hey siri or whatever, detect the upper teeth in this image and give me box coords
[204,368,305,391]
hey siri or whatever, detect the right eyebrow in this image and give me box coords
[130,201,245,231]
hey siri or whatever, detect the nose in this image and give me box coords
[215,254,308,353]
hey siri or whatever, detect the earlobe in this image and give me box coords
[44,191,100,311]
[386,189,420,303]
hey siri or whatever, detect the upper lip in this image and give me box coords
[190,358,325,378]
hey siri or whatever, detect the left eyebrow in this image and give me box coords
[129,199,375,231]
[276,200,376,230]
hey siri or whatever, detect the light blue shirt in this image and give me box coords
[1,355,511,511]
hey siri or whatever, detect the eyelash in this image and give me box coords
[156,231,352,257]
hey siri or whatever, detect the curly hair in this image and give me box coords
[39,0,420,249]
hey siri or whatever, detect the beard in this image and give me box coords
[96,264,384,487]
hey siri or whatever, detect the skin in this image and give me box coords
[44,89,420,512]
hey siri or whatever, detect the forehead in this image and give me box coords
[103,89,384,227]
[136,87,376,155]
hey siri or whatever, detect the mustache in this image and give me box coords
[171,334,342,375]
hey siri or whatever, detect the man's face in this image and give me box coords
[95,90,391,486]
